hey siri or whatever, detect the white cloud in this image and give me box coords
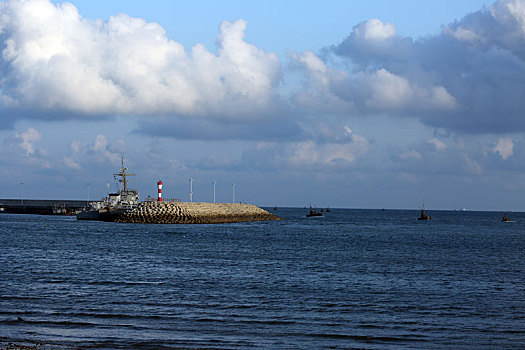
[353,19,397,41]
[324,0,525,133]
[15,127,41,156]
[92,135,122,164]
[293,52,457,114]
[0,0,281,120]
[0,127,50,168]
[62,156,80,170]
[285,129,370,169]
[291,50,355,114]
[443,26,480,42]
[399,150,422,160]
[490,0,525,42]
[236,125,370,171]
[493,137,514,159]
[62,134,124,170]
[360,69,457,111]
[463,153,483,175]
[428,138,447,151]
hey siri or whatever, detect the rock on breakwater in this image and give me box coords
[114,202,282,224]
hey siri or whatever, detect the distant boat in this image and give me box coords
[418,209,431,221]
[326,207,330,213]
[502,213,511,222]
[306,206,323,217]
[273,206,277,211]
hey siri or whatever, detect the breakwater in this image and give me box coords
[114,202,281,224]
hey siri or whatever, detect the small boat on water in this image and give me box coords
[502,213,511,222]
[418,209,431,220]
[306,206,323,217]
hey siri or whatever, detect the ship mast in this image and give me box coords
[114,157,135,192]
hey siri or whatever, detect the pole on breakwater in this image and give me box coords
[189,178,193,202]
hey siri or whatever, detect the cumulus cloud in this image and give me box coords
[286,137,368,169]
[63,134,124,170]
[291,0,525,134]
[444,0,525,55]
[353,19,397,41]
[2,0,524,146]
[291,50,355,115]
[242,126,370,171]
[292,50,457,116]
[463,153,483,174]
[399,150,423,160]
[493,137,514,159]
[15,127,42,156]
[428,138,447,151]
[0,0,281,120]
[1,127,50,168]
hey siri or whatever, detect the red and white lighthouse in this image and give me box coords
[157,180,163,202]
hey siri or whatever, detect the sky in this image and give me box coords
[2,0,525,211]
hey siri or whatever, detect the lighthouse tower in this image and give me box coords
[157,180,163,202]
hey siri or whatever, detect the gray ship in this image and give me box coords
[76,157,139,221]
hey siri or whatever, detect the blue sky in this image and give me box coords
[64,0,490,53]
[3,0,525,211]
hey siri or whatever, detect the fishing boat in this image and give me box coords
[306,206,323,217]
[418,209,431,220]
[502,213,511,222]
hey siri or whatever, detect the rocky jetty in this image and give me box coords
[114,201,281,224]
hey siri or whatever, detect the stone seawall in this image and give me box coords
[114,202,281,224]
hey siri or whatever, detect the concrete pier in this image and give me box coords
[0,199,86,215]
[114,201,281,224]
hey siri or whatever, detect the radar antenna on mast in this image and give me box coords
[114,156,135,192]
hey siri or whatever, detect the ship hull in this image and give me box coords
[76,210,100,220]
[76,207,130,222]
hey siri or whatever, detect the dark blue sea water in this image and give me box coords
[0,208,524,349]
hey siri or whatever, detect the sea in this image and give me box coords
[0,208,523,349]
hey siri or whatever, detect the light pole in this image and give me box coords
[20,182,24,206]
[212,181,216,203]
[232,183,235,203]
[189,178,193,202]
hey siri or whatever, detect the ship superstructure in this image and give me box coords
[76,157,139,220]
[108,157,139,208]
